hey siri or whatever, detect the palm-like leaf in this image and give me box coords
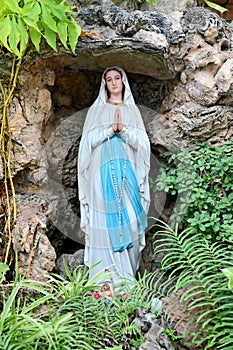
[151,219,233,349]
[0,264,147,349]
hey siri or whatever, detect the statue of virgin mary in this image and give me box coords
[78,66,150,290]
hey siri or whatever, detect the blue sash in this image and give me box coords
[101,135,147,252]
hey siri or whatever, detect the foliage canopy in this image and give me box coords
[0,264,152,349]
[0,0,81,58]
[152,141,233,244]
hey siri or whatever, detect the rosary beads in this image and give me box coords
[107,135,128,242]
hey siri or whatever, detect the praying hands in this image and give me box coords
[112,106,124,132]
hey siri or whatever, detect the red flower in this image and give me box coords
[93,291,102,299]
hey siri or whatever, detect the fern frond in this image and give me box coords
[151,218,233,348]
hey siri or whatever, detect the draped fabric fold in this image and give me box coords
[101,135,147,252]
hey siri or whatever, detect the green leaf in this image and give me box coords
[41,4,57,32]
[0,280,24,333]
[146,0,156,4]
[23,16,41,31]
[8,15,20,56]
[22,1,41,22]
[0,262,9,280]
[43,23,57,51]
[67,20,81,54]
[5,0,21,13]
[57,21,68,50]
[29,26,41,52]
[0,16,11,51]
[18,18,29,55]
[222,268,233,291]
[50,3,70,22]
[205,0,228,13]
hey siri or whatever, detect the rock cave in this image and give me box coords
[1,1,233,282]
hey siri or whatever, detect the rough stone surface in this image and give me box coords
[56,249,85,278]
[12,198,56,281]
[145,0,197,13]
[139,322,186,350]
[74,0,197,12]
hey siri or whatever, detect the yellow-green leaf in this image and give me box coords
[23,16,41,32]
[0,1,7,15]
[22,1,41,21]
[222,268,233,290]
[9,16,20,57]
[50,2,70,22]
[205,0,228,13]
[0,16,11,51]
[0,262,9,281]
[43,23,57,52]
[68,20,81,54]
[18,18,29,55]
[57,21,68,50]
[5,0,21,13]
[29,26,41,52]
[41,4,57,32]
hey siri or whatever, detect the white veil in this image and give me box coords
[82,66,140,133]
[93,66,136,106]
[78,66,151,230]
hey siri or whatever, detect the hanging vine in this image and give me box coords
[0,0,81,272]
[0,55,19,268]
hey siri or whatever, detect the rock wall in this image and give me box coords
[74,0,197,12]
[1,1,233,280]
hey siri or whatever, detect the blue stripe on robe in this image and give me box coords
[101,135,147,252]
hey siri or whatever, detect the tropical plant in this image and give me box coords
[140,0,228,14]
[0,240,9,281]
[151,219,233,349]
[145,0,156,4]
[222,267,233,291]
[138,0,157,5]
[199,0,228,14]
[0,261,151,349]
[0,0,81,270]
[151,141,233,244]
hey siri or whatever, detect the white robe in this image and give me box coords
[78,67,150,290]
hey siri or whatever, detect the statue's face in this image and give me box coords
[105,69,123,98]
